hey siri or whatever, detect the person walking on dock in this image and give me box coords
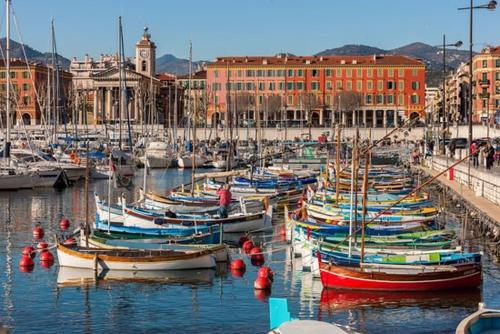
[485,142,495,170]
[217,183,232,219]
[470,141,479,168]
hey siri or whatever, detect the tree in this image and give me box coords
[332,91,363,126]
[264,94,282,127]
[299,92,320,138]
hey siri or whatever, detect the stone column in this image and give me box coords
[372,110,377,128]
[383,109,387,128]
[351,110,355,127]
[341,111,346,126]
[394,109,398,127]
[105,88,112,121]
[363,109,367,128]
[319,110,323,126]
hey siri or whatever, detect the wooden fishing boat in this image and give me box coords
[83,231,229,263]
[318,261,482,291]
[56,242,217,270]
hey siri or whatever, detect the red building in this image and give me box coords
[206,54,425,127]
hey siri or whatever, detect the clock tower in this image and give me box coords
[135,26,156,77]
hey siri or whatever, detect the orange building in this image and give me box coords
[0,59,72,125]
[472,46,500,124]
[206,54,425,127]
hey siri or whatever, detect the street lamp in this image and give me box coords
[436,36,462,157]
[458,0,496,185]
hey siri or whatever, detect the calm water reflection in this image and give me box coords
[0,169,498,333]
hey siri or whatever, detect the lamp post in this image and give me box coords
[437,36,462,158]
[458,0,496,185]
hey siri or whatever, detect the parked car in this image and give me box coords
[449,137,468,149]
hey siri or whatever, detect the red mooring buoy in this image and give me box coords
[32,225,44,239]
[238,235,249,247]
[242,240,254,254]
[19,255,35,269]
[59,218,70,230]
[254,276,272,290]
[230,259,246,271]
[37,242,48,250]
[257,266,274,282]
[39,250,54,263]
[22,246,36,259]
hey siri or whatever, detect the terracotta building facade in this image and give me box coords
[0,59,72,125]
[472,46,500,124]
[206,54,425,127]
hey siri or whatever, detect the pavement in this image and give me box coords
[432,154,500,177]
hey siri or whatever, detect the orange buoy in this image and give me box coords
[253,276,272,290]
[230,259,246,271]
[37,242,48,250]
[22,246,36,259]
[39,250,54,263]
[257,266,274,282]
[32,225,44,239]
[242,240,254,254]
[19,255,35,269]
[60,218,70,230]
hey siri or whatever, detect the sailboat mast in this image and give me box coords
[4,0,11,161]
[348,132,357,257]
[118,17,123,150]
[189,42,196,196]
[359,147,370,264]
[334,125,341,203]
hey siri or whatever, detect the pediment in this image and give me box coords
[92,67,143,81]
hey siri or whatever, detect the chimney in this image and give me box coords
[319,56,323,61]
[262,59,267,65]
[340,60,345,64]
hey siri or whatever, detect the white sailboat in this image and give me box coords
[141,141,173,168]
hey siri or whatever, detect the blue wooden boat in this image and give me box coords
[456,303,500,334]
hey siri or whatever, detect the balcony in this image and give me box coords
[479,93,490,99]
[479,79,490,86]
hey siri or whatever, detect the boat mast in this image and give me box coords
[359,146,370,265]
[334,125,341,203]
[4,0,11,162]
[118,17,123,150]
[189,42,196,196]
[348,131,357,257]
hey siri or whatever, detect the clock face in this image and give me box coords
[140,50,149,58]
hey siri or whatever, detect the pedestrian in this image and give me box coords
[449,140,456,159]
[216,183,232,218]
[470,141,479,168]
[486,143,495,170]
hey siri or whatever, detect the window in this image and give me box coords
[387,81,395,90]
[326,81,332,90]
[357,69,362,77]
[410,94,419,104]
[399,94,404,105]
[326,95,331,105]
[496,72,500,80]
[366,94,372,104]
[297,69,304,76]
[336,81,343,90]
[367,80,373,90]
[277,70,284,77]
[376,94,384,104]
[325,69,332,77]
[246,82,253,90]
[377,69,383,77]
[388,69,394,77]
[311,69,319,77]
[482,60,488,68]
[267,70,274,77]
[398,80,404,91]
[141,61,147,72]
[297,82,304,90]
[236,82,242,91]
[346,69,352,77]
[23,96,30,105]
[269,82,275,91]
[259,95,264,104]
[22,71,30,79]
[0,72,5,78]
[214,96,219,104]
[387,94,394,104]
[287,82,294,90]
[495,99,500,108]
[22,83,30,91]
[411,81,420,90]
[367,69,373,77]
[237,70,242,77]
[482,72,488,81]
[346,81,352,90]
[356,80,362,91]
[10,71,16,78]
[412,69,418,76]
[377,80,383,91]
[287,95,293,105]
[193,81,198,89]
[311,81,319,90]
[258,82,265,91]
[214,70,219,78]
[257,70,263,77]
[279,82,284,90]
[496,59,500,67]
[398,69,404,77]
[336,68,342,77]
[287,69,294,77]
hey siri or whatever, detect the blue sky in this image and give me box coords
[3,0,499,60]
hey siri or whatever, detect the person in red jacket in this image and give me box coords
[217,183,232,218]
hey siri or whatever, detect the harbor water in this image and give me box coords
[0,169,499,333]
